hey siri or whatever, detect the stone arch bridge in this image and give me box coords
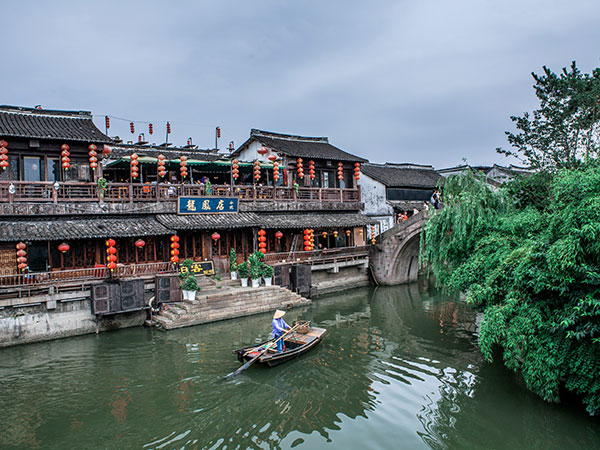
[369,213,427,285]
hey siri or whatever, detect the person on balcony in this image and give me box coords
[272,310,291,353]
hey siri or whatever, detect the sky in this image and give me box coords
[2,0,600,169]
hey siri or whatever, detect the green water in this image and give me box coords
[1,283,599,449]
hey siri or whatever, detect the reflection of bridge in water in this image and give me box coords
[369,213,427,285]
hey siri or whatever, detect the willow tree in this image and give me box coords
[497,62,600,170]
[422,167,600,414]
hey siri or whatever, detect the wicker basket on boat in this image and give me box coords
[294,320,310,334]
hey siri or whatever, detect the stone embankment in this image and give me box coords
[152,283,310,330]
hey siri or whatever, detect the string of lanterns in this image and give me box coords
[180,156,188,178]
[232,159,239,180]
[303,229,311,251]
[130,153,139,179]
[157,154,167,178]
[258,229,267,254]
[88,144,98,171]
[297,158,304,179]
[170,235,180,263]
[0,140,8,170]
[253,160,261,181]
[308,160,315,181]
[272,159,279,182]
[16,242,27,271]
[106,238,117,270]
[354,162,361,180]
[337,162,344,181]
[61,144,71,170]
[370,226,376,245]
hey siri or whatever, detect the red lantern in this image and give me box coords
[102,145,111,157]
[346,230,351,236]
[61,144,71,170]
[275,231,283,240]
[171,242,180,249]
[308,160,315,180]
[16,249,26,257]
[257,146,268,155]
[216,127,221,138]
[170,256,179,263]
[180,156,188,178]
[254,160,261,181]
[333,231,338,238]
[17,256,27,264]
[268,154,277,162]
[88,144,98,171]
[149,123,153,135]
[337,162,344,181]
[0,140,8,170]
[297,158,304,179]
[130,153,139,179]
[58,243,70,253]
[106,238,116,247]
[135,239,145,248]
[16,242,26,251]
[166,122,171,134]
[130,122,135,134]
[322,232,327,238]
[354,162,361,180]
[105,116,110,130]
[105,238,117,269]
[232,159,239,180]
[273,161,279,181]
[211,232,221,241]
[107,262,117,270]
[171,235,180,242]
[157,154,166,177]
[170,249,180,256]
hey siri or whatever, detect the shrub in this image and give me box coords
[237,261,249,278]
[229,248,237,272]
[262,264,274,278]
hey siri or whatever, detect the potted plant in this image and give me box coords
[262,264,274,286]
[237,261,249,287]
[179,259,200,300]
[248,251,264,288]
[229,248,238,280]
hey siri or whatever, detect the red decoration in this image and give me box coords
[257,146,268,155]
[267,154,277,162]
[253,160,261,181]
[216,127,221,138]
[105,239,117,270]
[58,243,70,253]
[170,235,179,263]
[337,162,344,181]
[211,232,221,242]
[297,158,304,179]
[61,144,71,170]
[135,239,145,248]
[102,145,111,157]
[88,144,98,171]
[166,122,171,134]
[346,230,351,236]
[370,226,376,244]
[130,122,135,134]
[157,154,167,178]
[272,161,279,182]
[322,231,328,238]
[148,123,153,135]
[180,155,188,178]
[16,242,27,271]
[354,162,360,180]
[232,159,239,180]
[275,231,283,240]
[130,153,139,179]
[105,116,110,130]
[0,140,8,170]
[308,160,315,180]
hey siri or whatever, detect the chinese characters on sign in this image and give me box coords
[179,261,215,276]
[178,197,238,214]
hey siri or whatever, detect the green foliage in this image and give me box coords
[262,264,274,278]
[237,261,249,278]
[179,259,201,291]
[497,62,600,170]
[229,248,237,272]
[422,163,600,415]
[248,251,265,280]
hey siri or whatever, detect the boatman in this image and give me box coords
[272,310,291,353]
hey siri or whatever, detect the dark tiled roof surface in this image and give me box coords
[109,145,222,160]
[235,129,367,163]
[255,212,375,229]
[0,216,170,241]
[361,163,440,188]
[156,213,261,230]
[0,106,113,143]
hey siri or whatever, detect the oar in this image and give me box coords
[225,323,301,378]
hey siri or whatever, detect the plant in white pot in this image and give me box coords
[249,251,264,288]
[237,261,249,287]
[262,264,274,286]
[229,248,238,280]
[179,259,201,301]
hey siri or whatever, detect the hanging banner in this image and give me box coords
[178,197,238,214]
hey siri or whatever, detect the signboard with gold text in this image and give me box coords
[178,197,238,214]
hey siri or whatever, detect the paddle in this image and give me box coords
[225,323,301,378]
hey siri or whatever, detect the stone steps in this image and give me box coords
[154,285,310,331]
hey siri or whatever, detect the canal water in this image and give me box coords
[1,283,599,449]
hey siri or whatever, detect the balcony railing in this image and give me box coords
[262,245,369,265]
[0,181,360,204]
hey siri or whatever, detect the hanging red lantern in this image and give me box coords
[337,162,344,181]
[130,122,135,134]
[58,243,70,253]
[275,231,283,240]
[166,122,171,134]
[370,226,376,244]
[15,242,27,271]
[253,160,261,181]
[346,230,351,236]
[333,230,338,238]
[232,159,240,180]
[216,127,221,138]
[16,249,26,257]
[257,146,268,155]
[308,160,315,180]
[130,153,139,179]
[303,229,311,251]
[170,235,180,242]
[0,140,8,170]
[297,158,304,179]
[170,235,180,263]
[148,123,153,135]
[272,161,279,182]
[135,239,145,248]
[88,144,98,171]
[157,154,167,178]
[102,145,111,158]
[322,231,327,238]
[105,239,117,270]
[105,116,110,130]
[180,156,188,178]
[354,162,361,180]
[211,232,221,241]
[61,144,71,170]
[267,154,277,162]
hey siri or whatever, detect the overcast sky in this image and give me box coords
[2,1,600,168]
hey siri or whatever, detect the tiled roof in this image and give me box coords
[234,129,368,163]
[0,105,113,143]
[255,212,375,229]
[361,163,440,188]
[0,216,170,241]
[156,213,261,230]
[109,144,222,161]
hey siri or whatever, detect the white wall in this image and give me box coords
[358,174,394,233]
[236,141,273,163]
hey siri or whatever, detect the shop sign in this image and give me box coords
[179,260,215,276]
[178,197,238,214]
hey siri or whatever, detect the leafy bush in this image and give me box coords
[248,252,265,280]
[237,261,249,278]
[180,274,200,291]
[229,248,237,272]
[422,164,600,415]
[262,264,274,278]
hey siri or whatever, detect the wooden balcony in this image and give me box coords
[0,181,360,204]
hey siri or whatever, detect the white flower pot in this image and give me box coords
[251,278,261,288]
[182,289,197,301]
[231,271,238,280]
[263,277,272,286]
[240,278,248,287]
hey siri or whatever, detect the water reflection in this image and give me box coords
[0,282,598,449]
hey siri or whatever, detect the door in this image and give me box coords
[23,157,43,182]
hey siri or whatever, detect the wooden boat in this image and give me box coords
[233,326,326,367]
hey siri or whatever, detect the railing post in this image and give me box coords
[129,184,133,203]
[339,188,343,202]
[318,188,322,202]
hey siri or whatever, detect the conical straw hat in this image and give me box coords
[273,310,286,319]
